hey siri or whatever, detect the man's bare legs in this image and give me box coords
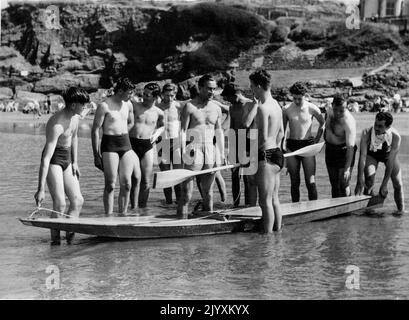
[138,149,154,208]
[118,151,134,215]
[301,156,318,200]
[102,152,119,215]
[257,161,281,233]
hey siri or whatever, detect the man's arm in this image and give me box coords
[127,101,134,132]
[91,103,106,171]
[157,108,165,128]
[35,121,62,206]
[71,118,80,178]
[215,106,225,164]
[343,116,357,171]
[355,129,368,195]
[243,99,258,129]
[180,102,191,148]
[380,131,401,196]
[311,104,325,143]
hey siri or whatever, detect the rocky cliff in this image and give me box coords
[1,1,270,94]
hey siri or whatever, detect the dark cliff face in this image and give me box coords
[1,1,270,83]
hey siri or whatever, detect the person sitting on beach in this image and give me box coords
[129,83,164,209]
[157,82,182,205]
[355,112,405,214]
[178,74,225,218]
[283,82,325,202]
[324,93,357,198]
[244,69,285,233]
[221,83,258,207]
[91,77,136,216]
[34,87,90,245]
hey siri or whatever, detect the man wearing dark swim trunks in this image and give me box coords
[92,77,136,216]
[129,83,164,208]
[324,93,357,198]
[35,87,90,244]
[283,82,325,202]
[244,69,284,233]
[355,112,405,214]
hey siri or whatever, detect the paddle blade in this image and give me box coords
[284,142,325,158]
[150,126,165,144]
[153,169,195,189]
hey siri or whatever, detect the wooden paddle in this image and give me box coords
[150,126,165,144]
[153,164,240,189]
[284,142,325,158]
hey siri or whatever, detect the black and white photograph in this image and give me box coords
[0,0,408,304]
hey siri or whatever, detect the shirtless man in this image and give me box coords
[244,69,284,233]
[91,77,135,216]
[157,83,182,204]
[178,74,225,218]
[221,83,257,207]
[283,82,325,202]
[35,87,90,244]
[129,83,164,208]
[355,112,405,214]
[324,93,357,198]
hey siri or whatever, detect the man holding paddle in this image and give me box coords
[244,69,285,233]
[35,87,90,244]
[92,77,136,216]
[129,83,164,208]
[177,74,225,218]
[355,112,405,214]
[283,82,325,202]
[324,93,357,198]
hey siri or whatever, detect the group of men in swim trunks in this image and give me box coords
[281,81,405,216]
[35,69,406,243]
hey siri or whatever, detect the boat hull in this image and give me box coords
[19,195,380,239]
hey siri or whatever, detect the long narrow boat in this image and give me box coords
[19,195,382,240]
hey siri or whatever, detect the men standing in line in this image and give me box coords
[221,83,257,207]
[91,78,135,216]
[324,93,357,198]
[244,69,284,233]
[283,82,325,202]
[129,83,164,208]
[35,87,90,244]
[178,74,225,218]
[355,112,405,214]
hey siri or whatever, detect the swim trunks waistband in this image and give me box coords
[286,137,315,152]
[130,137,153,159]
[47,145,72,171]
[101,134,131,159]
[258,148,284,169]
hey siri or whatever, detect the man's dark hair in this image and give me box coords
[332,93,347,108]
[144,82,161,97]
[249,69,271,91]
[376,111,393,127]
[289,82,308,96]
[221,83,242,97]
[198,74,215,88]
[114,77,135,93]
[62,87,90,105]
[162,83,177,93]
